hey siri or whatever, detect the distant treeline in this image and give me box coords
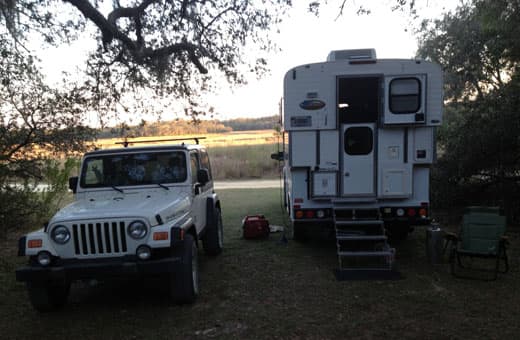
[220,116,280,131]
[97,115,280,139]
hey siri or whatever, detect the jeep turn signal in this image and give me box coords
[28,239,42,248]
[153,232,169,241]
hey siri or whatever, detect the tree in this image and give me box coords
[0,34,95,235]
[1,1,426,120]
[417,0,520,220]
[1,0,295,118]
[308,0,419,17]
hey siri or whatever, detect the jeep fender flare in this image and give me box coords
[202,194,220,238]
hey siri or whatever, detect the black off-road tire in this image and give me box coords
[26,281,70,312]
[202,208,224,256]
[170,234,199,304]
[292,222,308,242]
[386,222,411,242]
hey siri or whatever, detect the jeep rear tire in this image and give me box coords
[202,208,223,256]
[170,234,199,304]
[26,281,70,312]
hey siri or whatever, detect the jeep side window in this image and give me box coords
[190,152,199,184]
[199,149,213,180]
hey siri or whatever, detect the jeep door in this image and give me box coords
[190,150,212,234]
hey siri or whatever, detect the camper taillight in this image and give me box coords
[294,208,332,220]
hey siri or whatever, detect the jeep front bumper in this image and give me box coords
[16,256,181,282]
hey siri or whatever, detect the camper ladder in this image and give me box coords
[333,206,396,274]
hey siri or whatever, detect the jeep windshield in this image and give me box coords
[80,151,187,188]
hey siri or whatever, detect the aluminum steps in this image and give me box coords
[334,206,396,275]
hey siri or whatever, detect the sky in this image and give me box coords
[38,1,459,123]
[208,2,423,119]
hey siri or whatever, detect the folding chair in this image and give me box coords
[444,207,509,280]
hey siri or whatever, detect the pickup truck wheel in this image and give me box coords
[386,222,410,242]
[26,281,70,312]
[292,222,308,242]
[202,208,223,256]
[170,234,199,304]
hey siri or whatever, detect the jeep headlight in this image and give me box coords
[51,225,71,244]
[127,220,147,240]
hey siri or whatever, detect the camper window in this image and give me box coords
[344,127,373,155]
[389,78,421,113]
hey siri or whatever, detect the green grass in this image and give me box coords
[1,188,520,339]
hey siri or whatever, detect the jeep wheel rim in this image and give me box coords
[192,243,199,295]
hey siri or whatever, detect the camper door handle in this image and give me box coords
[344,172,350,177]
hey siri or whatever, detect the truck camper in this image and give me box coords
[280,48,443,272]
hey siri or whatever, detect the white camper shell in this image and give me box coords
[281,49,442,246]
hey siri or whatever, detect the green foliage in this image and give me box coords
[37,158,80,221]
[0,185,42,238]
[1,31,93,235]
[418,0,520,221]
[0,158,78,238]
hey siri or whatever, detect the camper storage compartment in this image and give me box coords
[311,171,338,197]
[289,131,316,167]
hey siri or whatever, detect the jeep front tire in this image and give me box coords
[26,281,70,312]
[170,233,199,304]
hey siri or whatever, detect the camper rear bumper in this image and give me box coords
[291,205,430,226]
[382,216,431,226]
[291,217,430,226]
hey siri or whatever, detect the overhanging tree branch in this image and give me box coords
[63,0,208,73]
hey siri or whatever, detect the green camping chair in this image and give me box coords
[445,207,509,280]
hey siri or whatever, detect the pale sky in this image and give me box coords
[38,1,459,123]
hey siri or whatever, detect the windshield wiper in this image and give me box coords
[156,183,170,191]
[111,185,124,193]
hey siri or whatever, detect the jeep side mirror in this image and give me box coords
[197,168,210,186]
[68,176,78,194]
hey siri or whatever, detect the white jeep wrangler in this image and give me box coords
[16,139,223,312]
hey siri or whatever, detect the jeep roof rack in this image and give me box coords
[115,137,207,147]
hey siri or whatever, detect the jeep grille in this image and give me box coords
[72,222,128,255]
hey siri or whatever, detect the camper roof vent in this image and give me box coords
[327,49,377,63]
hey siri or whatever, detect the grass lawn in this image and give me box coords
[1,188,520,339]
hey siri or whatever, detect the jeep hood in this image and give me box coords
[50,188,191,226]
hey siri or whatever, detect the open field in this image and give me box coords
[95,129,280,149]
[43,130,283,180]
[209,143,281,179]
[97,130,283,179]
[1,188,520,339]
